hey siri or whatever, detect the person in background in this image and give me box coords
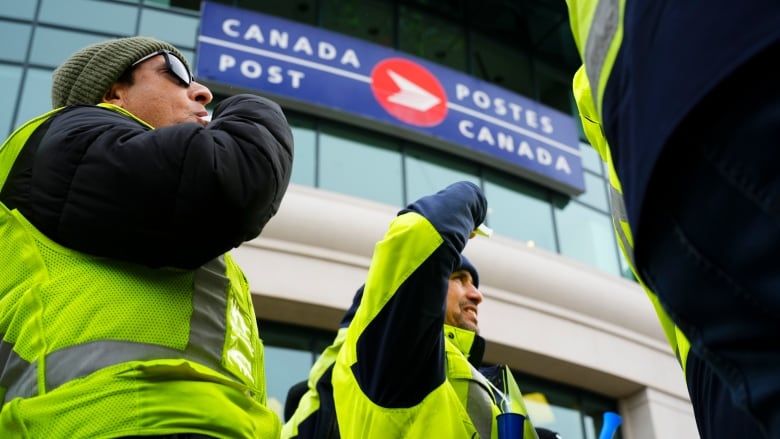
[0,36,293,438]
[324,181,546,439]
[283,271,565,439]
[282,287,363,438]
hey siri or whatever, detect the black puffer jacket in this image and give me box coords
[1,94,293,269]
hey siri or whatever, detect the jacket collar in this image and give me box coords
[97,103,154,129]
[443,324,485,369]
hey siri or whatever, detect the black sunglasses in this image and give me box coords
[131,50,192,86]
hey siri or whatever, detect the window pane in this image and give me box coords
[554,200,620,276]
[39,0,137,35]
[519,378,584,438]
[541,400,585,438]
[288,115,316,187]
[579,142,603,176]
[483,172,556,251]
[0,21,31,62]
[575,173,608,212]
[0,2,37,19]
[318,123,403,206]
[264,345,315,421]
[404,147,480,205]
[29,28,108,68]
[16,68,54,127]
[618,250,635,282]
[260,321,335,423]
[399,6,466,72]
[321,0,394,48]
[139,8,199,48]
[0,65,23,137]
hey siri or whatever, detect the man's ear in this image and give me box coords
[102,82,127,105]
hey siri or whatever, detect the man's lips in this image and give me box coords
[196,111,211,124]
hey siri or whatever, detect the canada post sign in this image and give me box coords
[197,2,585,194]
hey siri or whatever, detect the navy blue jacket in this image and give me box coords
[602,0,780,232]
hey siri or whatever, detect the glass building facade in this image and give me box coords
[0,1,698,438]
[0,0,630,280]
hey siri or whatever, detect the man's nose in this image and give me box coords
[190,81,213,105]
[468,285,484,305]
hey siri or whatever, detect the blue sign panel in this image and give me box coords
[197,2,585,194]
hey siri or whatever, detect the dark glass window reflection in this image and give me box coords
[237,0,317,25]
[518,372,622,439]
[470,33,533,98]
[399,6,466,72]
[320,0,395,48]
[535,61,575,115]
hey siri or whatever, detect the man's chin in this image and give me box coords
[460,321,479,334]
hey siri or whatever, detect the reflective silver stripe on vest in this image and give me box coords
[609,185,636,268]
[466,363,497,439]
[0,338,37,404]
[584,0,619,114]
[1,256,232,404]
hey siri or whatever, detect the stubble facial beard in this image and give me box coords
[459,300,479,334]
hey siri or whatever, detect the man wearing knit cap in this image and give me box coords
[0,36,293,438]
[283,252,566,439]
[284,182,549,439]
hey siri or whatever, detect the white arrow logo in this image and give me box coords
[386,70,442,111]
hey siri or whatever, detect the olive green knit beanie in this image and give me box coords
[51,36,191,108]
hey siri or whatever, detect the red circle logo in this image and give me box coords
[370,58,448,127]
